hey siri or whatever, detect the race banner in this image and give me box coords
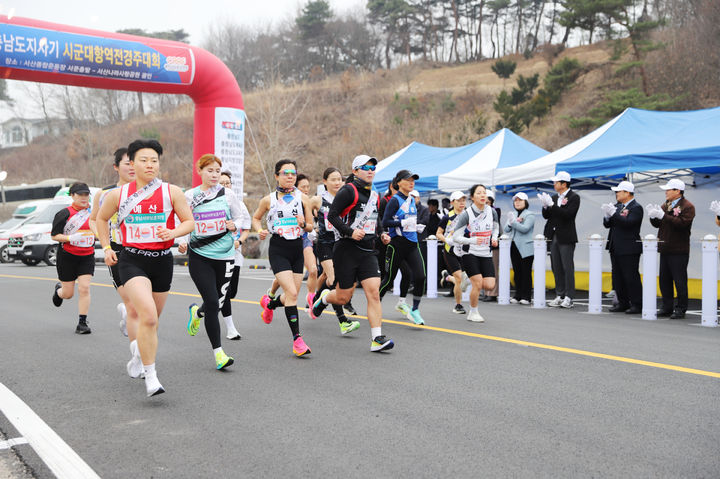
[214,107,245,198]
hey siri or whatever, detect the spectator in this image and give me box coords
[538,171,580,309]
[602,181,643,315]
[504,192,535,305]
[646,179,695,319]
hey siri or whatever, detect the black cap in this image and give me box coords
[395,169,419,181]
[69,182,91,195]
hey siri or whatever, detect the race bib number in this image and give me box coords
[470,230,491,246]
[125,213,167,243]
[194,210,226,236]
[70,230,95,248]
[403,216,417,232]
[323,211,334,231]
[274,217,301,240]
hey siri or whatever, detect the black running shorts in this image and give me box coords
[56,248,95,282]
[118,247,173,292]
[333,239,381,290]
[107,241,125,288]
[443,249,462,274]
[461,254,495,279]
[268,235,304,274]
[314,241,334,263]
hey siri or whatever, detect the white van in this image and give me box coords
[0,199,54,263]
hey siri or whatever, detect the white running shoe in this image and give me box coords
[460,272,470,292]
[509,298,519,304]
[127,355,144,379]
[560,297,574,308]
[548,296,563,307]
[467,310,485,323]
[519,299,530,305]
[145,372,165,397]
[226,328,241,340]
[117,303,128,337]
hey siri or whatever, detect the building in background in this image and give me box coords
[0,117,70,149]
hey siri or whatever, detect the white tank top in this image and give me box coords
[267,189,304,240]
[465,204,494,257]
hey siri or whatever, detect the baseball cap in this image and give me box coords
[69,182,91,195]
[550,171,571,183]
[409,190,419,197]
[659,178,685,191]
[611,181,635,193]
[449,191,465,201]
[395,169,419,181]
[351,154,377,170]
[512,192,529,201]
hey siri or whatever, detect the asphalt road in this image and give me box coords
[0,261,718,478]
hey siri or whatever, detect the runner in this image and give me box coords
[451,184,499,322]
[435,190,467,314]
[378,170,426,325]
[89,148,143,376]
[295,173,319,309]
[310,155,394,352]
[179,154,248,370]
[254,160,314,357]
[218,170,250,341]
[96,139,194,397]
[50,182,96,335]
[308,167,360,335]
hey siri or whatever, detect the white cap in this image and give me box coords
[659,178,685,191]
[409,190,419,197]
[550,171,571,183]
[450,191,465,201]
[512,192,529,201]
[611,181,634,193]
[486,189,495,199]
[351,154,377,170]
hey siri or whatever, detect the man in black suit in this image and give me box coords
[602,181,643,314]
[539,171,581,308]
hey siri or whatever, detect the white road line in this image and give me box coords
[0,437,28,450]
[0,383,100,478]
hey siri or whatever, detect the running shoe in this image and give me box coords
[560,297,574,309]
[75,321,91,334]
[117,303,128,337]
[519,299,530,305]
[339,320,360,335]
[548,296,563,307]
[293,336,311,357]
[460,272,470,292]
[310,289,329,319]
[509,298,519,304]
[260,294,274,324]
[266,288,276,299]
[127,355,144,379]
[371,335,394,352]
[440,269,449,288]
[215,349,234,370]
[395,301,411,317]
[409,309,425,325]
[226,330,242,341]
[144,373,165,397]
[305,292,315,310]
[343,302,357,316]
[187,303,201,336]
[453,304,466,314]
[467,311,485,323]
[52,282,63,307]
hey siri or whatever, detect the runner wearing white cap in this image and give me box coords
[436,190,468,313]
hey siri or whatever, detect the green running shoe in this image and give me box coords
[339,320,360,335]
[187,303,201,336]
[215,349,234,370]
[409,309,425,325]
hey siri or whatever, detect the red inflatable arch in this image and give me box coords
[0,16,245,190]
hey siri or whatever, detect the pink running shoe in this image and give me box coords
[260,295,274,324]
[293,336,311,357]
[306,292,315,316]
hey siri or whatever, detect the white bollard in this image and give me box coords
[641,234,658,320]
[587,234,603,314]
[532,234,547,308]
[701,234,719,327]
[426,238,438,299]
[498,234,511,305]
[393,271,401,296]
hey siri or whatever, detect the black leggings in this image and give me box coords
[221,265,241,317]
[379,236,426,301]
[510,242,534,301]
[188,249,234,349]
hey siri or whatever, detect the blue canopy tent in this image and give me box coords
[494,107,720,186]
[374,129,549,193]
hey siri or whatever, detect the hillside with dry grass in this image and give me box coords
[2,39,714,212]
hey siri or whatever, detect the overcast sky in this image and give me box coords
[1,0,364,118]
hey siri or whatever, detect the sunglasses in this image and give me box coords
[280,169,297,176]
[357,164,376,171]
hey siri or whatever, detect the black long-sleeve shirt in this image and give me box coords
[328,178,379,251]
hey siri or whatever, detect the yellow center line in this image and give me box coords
[2,273,718,379]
